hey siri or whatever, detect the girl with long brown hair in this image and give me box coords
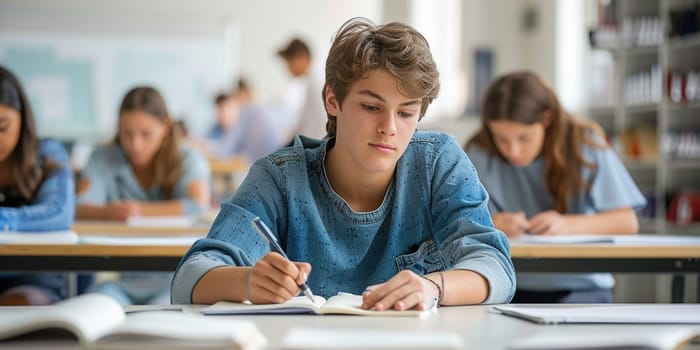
[0,65,75,305]
[466,71,646,303]
[76,86,210,304]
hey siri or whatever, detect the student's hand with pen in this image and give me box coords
[247,252,312,304]
[105,200,141,221]
[492,211,530,237]
[360,270,437,311]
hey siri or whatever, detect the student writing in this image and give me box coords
[465,71,646,303]
[76,86,211,304]
[0,65,75,305]
[172,17,515,310]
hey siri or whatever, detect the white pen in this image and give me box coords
[252,217,316,303]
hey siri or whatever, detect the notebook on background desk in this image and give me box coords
[0,230,79,244]
[512,234,700,245]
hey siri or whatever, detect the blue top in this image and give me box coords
[0,139,75,231]
[77,143,210,215]
[205,105,285,162]
[466,140,646,291]
[0,138,75,299]
[171,131,516,304]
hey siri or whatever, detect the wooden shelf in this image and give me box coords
[667,32,700,50]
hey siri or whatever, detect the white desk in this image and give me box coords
[149,305,700,350]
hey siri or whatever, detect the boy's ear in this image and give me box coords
[324,85,340,116]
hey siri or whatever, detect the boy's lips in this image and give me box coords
[369,142,396,151]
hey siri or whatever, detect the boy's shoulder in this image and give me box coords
[261,134,324,165]
[409,130,458,153]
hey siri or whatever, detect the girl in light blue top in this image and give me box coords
[465,71,646,303]
[172,18,515,309]
[0,65,75,305]
[77,86,210,304]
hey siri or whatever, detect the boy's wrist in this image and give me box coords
[422,274,443,306]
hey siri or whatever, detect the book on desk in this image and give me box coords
[203,292,433,317]
[0,293,266,350]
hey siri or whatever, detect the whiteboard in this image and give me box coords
[0,30,237,140]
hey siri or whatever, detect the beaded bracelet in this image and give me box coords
[422,274,443,306]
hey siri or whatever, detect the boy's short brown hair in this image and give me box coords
[323,17,440,136]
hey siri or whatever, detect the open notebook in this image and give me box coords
[0,230,79,244]
[0,293,266,349]
[202,293,433,317]
[493,304,700,324]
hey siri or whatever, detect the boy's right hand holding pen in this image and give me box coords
[247,252,312,304]
[249,217,314,304]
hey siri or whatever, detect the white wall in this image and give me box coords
[0,0,380,138]
[0,0,570,144]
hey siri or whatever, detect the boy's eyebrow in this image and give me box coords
[358,90,422,106]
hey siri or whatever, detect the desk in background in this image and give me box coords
[72,219,210,236]
[510,236,700,303]
[1,235,699,302]
[209,157,249,205]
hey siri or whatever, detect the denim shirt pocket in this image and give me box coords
[394,239,446,275]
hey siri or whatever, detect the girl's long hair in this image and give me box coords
[466,71,606,213]
[0,65,59,205]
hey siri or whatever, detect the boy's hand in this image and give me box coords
[361,270,437,311]
[247,252,311,304]
[492,211,530,237]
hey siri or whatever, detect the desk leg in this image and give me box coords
[671,274,684,303]
[66,272,78,298]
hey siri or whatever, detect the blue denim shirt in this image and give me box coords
[0,139,75,231]
[171,131,515,304]
[0,138,75,299]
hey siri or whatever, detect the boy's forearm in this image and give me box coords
[429,269,489,306]
[192,265,251,304]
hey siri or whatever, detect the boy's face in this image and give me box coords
[325,69,422,176]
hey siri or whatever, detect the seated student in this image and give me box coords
[202,90,284,162]
[465,71,646,303]
[0,65,75,305]
[172,17,515,309]
[77,86,210,304]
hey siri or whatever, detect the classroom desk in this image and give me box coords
[209,157,249,201]
[1,239,699,301]
[72,220,209,236]
[130,304,699,350]
[3,242,698,273]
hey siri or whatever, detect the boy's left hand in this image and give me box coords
[360,270,438,311]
